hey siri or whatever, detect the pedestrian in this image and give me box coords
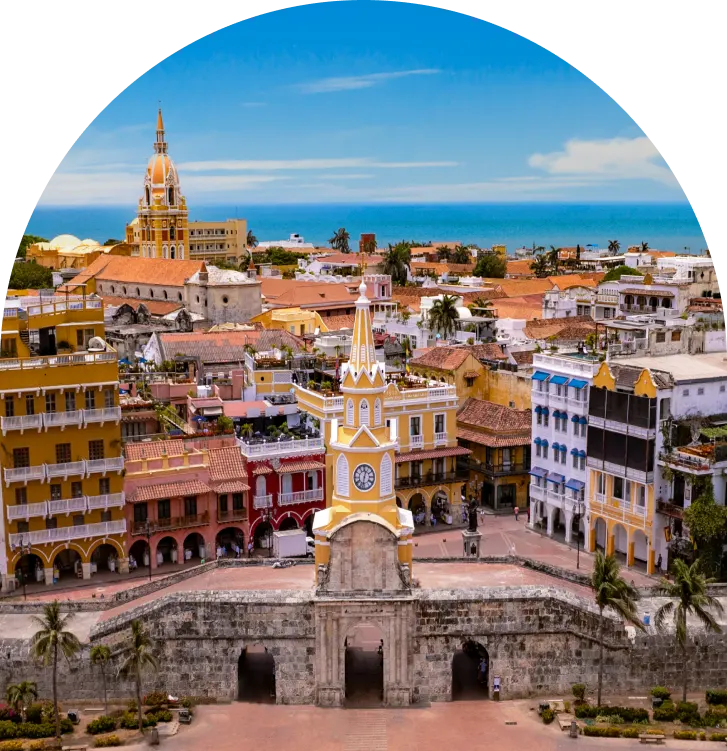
[248,540,254,558]
[378,639,384,666]
[514,505,520,522]
[656,554,663,571]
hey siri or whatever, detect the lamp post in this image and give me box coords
[575,500,584,570]
[144,520,153,581]
[15,535,32,601]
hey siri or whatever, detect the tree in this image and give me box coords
[683,479,727,577]
[468,296,494,317]
[585,331,598,353]
[529,255,550,278]
[428,295,460,340]
[17,234,48,259]
[451,244,472,265]
[591,552,644,706]
[601,265,644,283]
[608,239,621,254]
[30,602,81,740]
[473,253,507,279]
[6,680,38,721]
[103,238,122,246]
[641,241,649,252]
[90,645,112,715]
[654,559,724,701]
[240,422,254,439]
[548,246,561,274]
[259,246,304,266]
[246,230,258,249]
[329,227,350,253]
[216,415,234,434]
[576,244,581,263]
[436,245,451,262]
[9,260,54,290]
[118,620,159,732]
[381,243,411,285]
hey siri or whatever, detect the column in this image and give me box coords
[586,522,596,553]
[626,529,635,567]
[606,525,615,556]
[528,497,537,529]
[81,562,92,580]
[546,505,556,536]
[118,557,130,574]
[647,548,655,575]
[564,509,574,544]
[44,567,54,586]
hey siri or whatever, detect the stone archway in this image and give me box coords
[90,543,120,573]
[237,645,275,703]
[156,536,178,566]
[183,532,207,564]
[452,640,490,700]
[408,493,426,526]
[129,539,150,570]
[279,516,299,531]
[53,548,82,581]
[594,517,607,551]
[14,553,45,586]
[344,622,385,707]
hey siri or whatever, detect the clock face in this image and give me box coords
[353,463,376,492]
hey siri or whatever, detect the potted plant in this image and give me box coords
[651,686,671,708]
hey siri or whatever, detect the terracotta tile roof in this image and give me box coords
[213,480,250,494]
[524,314,596,341]
[208,446,247,482]
[395,446,471,464]
[392,286,503,314]
[493,279,554,297]
[319,252,384,265]
[252,464,273,475]
[64,255,204,291]
[490,294,544,321]
[410,347,473,371]
[463,370,480,379]
[457,397,532,434]
[102,296,184,316]
[457,427,531,448]
[548,275,599,289]
[607,364,673,390]
[130,480,212,503]
[157,329,304,364]
[323,314,356,330]
[260,278,355,309]
[125,440,188,461]
[510,350,535,366]
[279,459,326,473]
[467,343,508,361]
[505,260,536,277]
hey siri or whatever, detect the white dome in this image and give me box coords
[80,238,100,246]
[49,234,81,250]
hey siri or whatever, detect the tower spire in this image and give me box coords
[348,280,377,376]
[155,108,167,154]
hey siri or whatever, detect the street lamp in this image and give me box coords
[143,520,153,581]
[14,535,32,601]
[575,500,584,570]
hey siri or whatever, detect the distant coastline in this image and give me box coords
[26,202,707,254]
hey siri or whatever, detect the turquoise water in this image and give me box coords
[26,203,707,253]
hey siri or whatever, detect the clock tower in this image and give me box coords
[311,280,414,581]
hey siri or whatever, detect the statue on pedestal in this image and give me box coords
[468,499,479,532]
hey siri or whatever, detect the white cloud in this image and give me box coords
[297,69,439,94]
[178,157,456,171]
[529,137,677,185]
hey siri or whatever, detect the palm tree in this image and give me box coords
[530,255,550,278]
[654,559,724,702]
[90,645,112,715]
[451,244,472,265]
[118,620,159,732]
[428,295,460,341]
[6,680,38,721]
[468,296,494,317]
[30,602,81,740]
[591,552,644,706]
[608,239,620,254]
[641,241,649,252]
[246,230,258,249]
[329,227,350,253]
[548,245,561,274]
[381,243,411,285]
[436,245,451,262]
[240,422,254,439]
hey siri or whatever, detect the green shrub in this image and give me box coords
[28,742,45,751]
[575,705,648,723]
[700,731,707,740]
[180,697,193,709]
[0,740,24,751]
[583,726,621,738]
[119,713,156,730]
[677,702,702,725]
[38,702,55,725]
[148,709,173,723]
[25,704,43,724]
[0,724,16,741]
[575,705,599,719]
[673,730,698,740]
[94,734,122,748]
[621,727,640,739]
[710,732,727,741]
[143,691,167,707]
[541,709,555,724]
[563,700,571,713]
[17,723,56,739]
[653,704,677,722]
[87,716,118,735]
[127,700,137,713]
[704,707,727,727]
[651,687,672,700]
[707,690,727,706]
[572,684,586,702]
[60,718,73,734]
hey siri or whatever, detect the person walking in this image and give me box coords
[247,540,254,558]
[514,505,520,522]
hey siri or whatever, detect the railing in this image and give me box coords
[48,497,87,515]
[46,461,86,480]
[24,298,102,317]
[84,407,122,425]
[3,465,46,485]
[9,519,126,548]
[137,512,211,534]
[587,456,653,484]
[480,461,528,474]
[7,501,48,520]
[613,498,632,512]
[410,435,424,449]
[657,499,684,520]
[395,471,468,489]
[0,351,117,371]
[399,385,457,403]
[529,483,545,501]
[633,504,647,516]
[660,450,713,471]
[434,432,448,446]
[239,436,324,459]
[218,508,248,522]
[278,487,324,506]
[253,494,273,509]
[532,353,600,377]
[1,414,44,434]
[86,457,125,475]
[87,492,125,510]
[44,410,84,430]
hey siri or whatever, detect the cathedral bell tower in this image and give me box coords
[312,281,414,587]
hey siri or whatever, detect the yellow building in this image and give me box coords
[187,218,248,264]
[0,293,126,591]
[250,307,328,337]
[26,235,134,270]
[309,281,413,578]
[125,109,189,260]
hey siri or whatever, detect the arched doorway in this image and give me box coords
[408,494,426,526]
[91,544,120,573]
[237,645,275,703]
[632,529,649,566]
[431,492,450,525]
[129,540,150,570]
[303,514,315,537]
[344,622,385,707]
[594,517,607,551]
[54,549,82,581]
[183,532,206,564]
[254,521,274,550]
[452,640,489,700]
[14,553,45,586]
[279,516,298,531]
[613,523,628,557]
[156,536,178,566]
[216,527,244,558]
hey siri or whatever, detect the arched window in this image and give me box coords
[163,290,168,299]
[122,286,127,295]
[256,475,267,497]
[346,399,354,426]
[336,454,349,497]
[149,289,154,298]
[135,288,140,296]
[307,471,317,490]
[170,226,176,241]
[170,246,176,259]
[168,187,175,205]
[359,399,370,426]
[145,186,150,205]
[162,245,168,259]
[374,398,382,426]
[380,453,392,496]
[282,473,292,495]
[178,293,182,302]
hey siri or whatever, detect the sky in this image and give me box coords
[38,1,687,207]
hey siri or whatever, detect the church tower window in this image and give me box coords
[374,398,382,427]
[346,399,354,426]
[380,453,392,496]
[336,454,349,497]
[359,399,370,426]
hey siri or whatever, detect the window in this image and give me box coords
[542,445,548,459]
[282,473,293,494]
[99,477,110,495]
[45,393,56,413]
[25,394,35,415]
[579,455,586,470]
[536,443,542,458]
[50,484,62,501]
[101,510,111,523]
[13,447,30,468]
[104,389,114,408]
[636,485,646,508]
[5,397,14,418]
[255,476,267,497]
[572,453,578,469]
[346,399,354,426]
[697,387,704,396]
[15,487,27,505]
[88,440,104,461]
[65,392,75,412]
[435,413,445,434]
[374,399,382,426]
[73,514,84,526]
[683,389,690,397]
[359,399,370,426]
[336,454,349,497]
[721,385,726,393]
[134,503,148,523]
[410,416,421,436]
[656,332,666,343]
[85,390,95,410]
[596,472,605,495]
[55,443,71,464]
[412,461,422,479]
[16,521,29,534]
[380,453,393,495]
[232,493,244,510]
[218,494,229,513]
[543,412,549,427]
[537,412,542,426]
[71,481,83,498]
[46,518,58,530]
[158,499,171,519]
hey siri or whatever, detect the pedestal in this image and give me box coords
[462,529,482,558]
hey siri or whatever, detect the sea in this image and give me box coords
[26,203,707,254]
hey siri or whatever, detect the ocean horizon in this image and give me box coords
[26,203,707,254]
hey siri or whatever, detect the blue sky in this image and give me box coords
[39,1,686,206]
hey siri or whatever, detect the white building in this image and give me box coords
[257,233,316,249]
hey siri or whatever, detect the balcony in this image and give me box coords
[470,461,528,476]
[0,350,117,372]
[86,457,125,475]
[87,492,125,510]
[434,432,448,447]
[132,512,210,535]
[394,470,468,490]
[529,483,545,502]
[48,497,87,515]
[253,493,273,509]
[1,414,43,435]
[239,435,324,460]
[84,407,122,425]
[410,435,424,450]
[660,447,722,475]
[44,410,84,431]
[278,487,324,506]
[4,465,47,485]
[586,456,653,484]
[657,499,684,520]
[7,501,49,520]
[9,519,127,548]
[46,461,86,480]
[218,508,248,522]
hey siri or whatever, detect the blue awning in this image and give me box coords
[569,379,587,389]
[570,448,579,455]
[579,450,586,458]
[529,466,548,478]
[547,472,565,484]
[565,479,586,491]
[553,410,561,419]
[534,437,542,445]
[553,442,560,450]
[559,445,568,453]
[579,416,588,425]
[550,375,568,385]
[535,405,542,414]
[571,415,580,423]
[541,407,549,416]
[541,439,549,447]
[532,371,550,381]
